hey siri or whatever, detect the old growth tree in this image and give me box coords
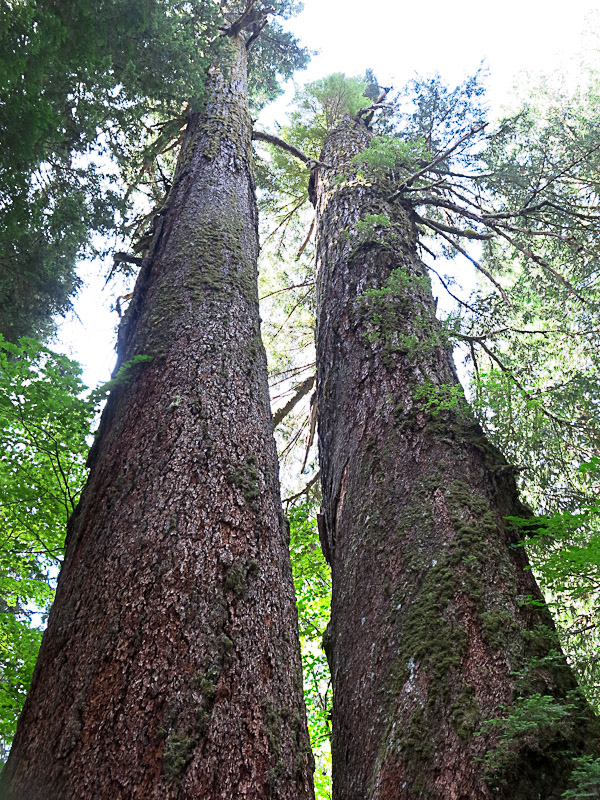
[258,74,600,798]
[1,4,316,798]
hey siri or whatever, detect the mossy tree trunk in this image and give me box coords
[1,35,314,800]
[315,116,598,800]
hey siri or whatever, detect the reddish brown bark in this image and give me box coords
[315,116,598,800]
[1,36,314,800]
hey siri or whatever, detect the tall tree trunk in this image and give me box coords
[315,116,598,800]
[1,36,314,800]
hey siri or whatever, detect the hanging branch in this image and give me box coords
[296,217,315,259]
[488,224,587,302]
[422,223,511,305]
[267,285,314,342]
[425,263,479,314]
[456,334,575,430]
[263,196,306,242]
[278,415,309,459]
[300,393,318,474]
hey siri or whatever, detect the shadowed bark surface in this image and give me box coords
[1,36,314,800]
[315,116,598,800]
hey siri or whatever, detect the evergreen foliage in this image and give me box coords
[289,503,332,797]
[0,0,309,341]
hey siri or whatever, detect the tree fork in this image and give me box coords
[314,115,599,799]
[1,35,314,800]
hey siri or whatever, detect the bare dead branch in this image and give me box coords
[221,2,274,38]
[296,217,315,259]
[301,394,318,473]
[273,375,315,428]
[283,471,321,506]
[252,130,330,167]
[113,252,143,267]
[425,263,478,314]
[260,280,315,301]
[267,286,314,341]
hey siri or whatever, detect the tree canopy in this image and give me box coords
[0,0,309,341]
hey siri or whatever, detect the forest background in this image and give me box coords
[1,1,600,797]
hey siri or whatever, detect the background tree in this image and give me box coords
[0,6,315,798]
[0,0,307,341]
[0,337,93,761]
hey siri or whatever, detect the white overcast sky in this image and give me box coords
[54,0,600,389]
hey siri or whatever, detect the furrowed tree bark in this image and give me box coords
[1,36,314,800]
[315,116,599,800]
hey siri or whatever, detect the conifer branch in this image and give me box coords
[422,224,511,305]
[388,122,487,200]
[424,263,478,313]
[415,214,492,241]
[283,471,321,506]
[488,224,586,302]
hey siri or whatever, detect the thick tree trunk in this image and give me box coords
[1,36,314,800]
[315,116,598,800]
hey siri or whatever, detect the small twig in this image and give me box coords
[267,286,314,342]
[260,280,315,301]
[263,197,306,243]
[269,362,316,385]
[278,415,308,459]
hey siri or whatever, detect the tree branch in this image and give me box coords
[282,471,321,506]
[296,217,315,259]
[252,130,330,167]
[425,263,478,314]
[221,1,274,38]
[488,224,586,302]
[388,122,487,201]
[273,375,315,428]
[421,223,511,305]
[415,213,492,241]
